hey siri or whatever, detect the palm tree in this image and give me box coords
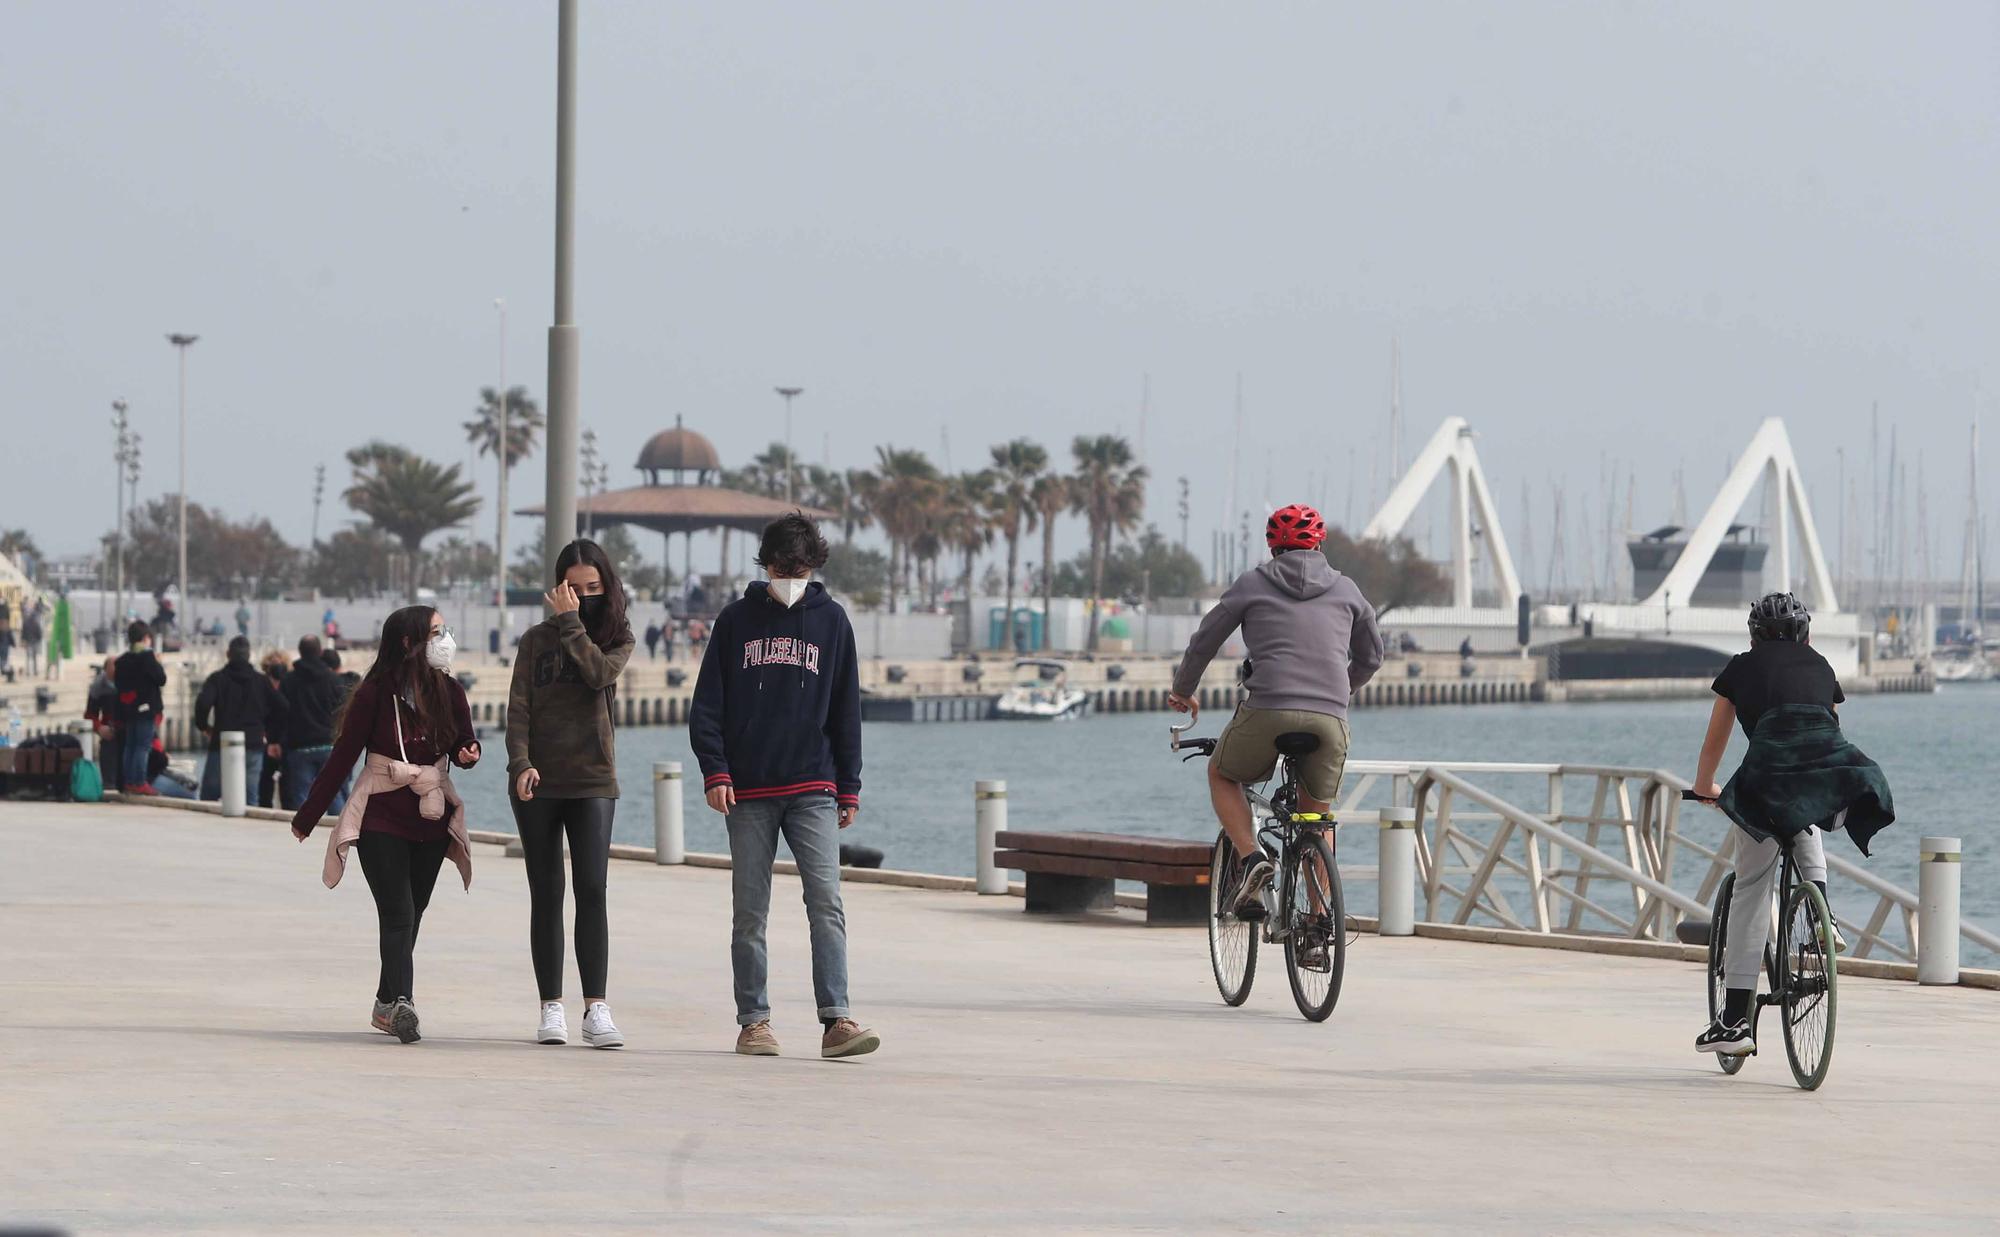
[464,385,543,605]
[1069,435,1148,651]
[869,446,941,612]
[941,471,998,604]
[989,439,1048,651]
[839,468,877,545]
[1029,473,1069,650]
[344,441,482,599]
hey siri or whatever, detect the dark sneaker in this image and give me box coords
[821,1018,880,1059]
[1234,857,1275,921]
[1695,1019,1754,1056]
[388,997,421,1044]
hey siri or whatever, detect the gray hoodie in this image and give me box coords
[1172,550,1384,719]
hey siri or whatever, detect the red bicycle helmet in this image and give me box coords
[1265,503,1327,551]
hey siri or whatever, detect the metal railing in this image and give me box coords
[1329,760,2000,965]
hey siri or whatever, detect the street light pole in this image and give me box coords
[776,387,803,503]
[166,334,199,636]
[543,0,581,577]
[494,297,509,644]
[110,401,130,631]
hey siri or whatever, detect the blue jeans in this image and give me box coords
[727,793,850,1025]
[284,746,346,813]
[201,747,264,802]
[121,715,156,791]
[152,773,197,800]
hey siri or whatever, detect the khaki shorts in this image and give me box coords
[1210,706,1350,803]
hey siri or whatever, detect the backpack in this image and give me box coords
[70,758,103,803]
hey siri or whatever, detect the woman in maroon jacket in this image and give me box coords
[291,606,480,1043]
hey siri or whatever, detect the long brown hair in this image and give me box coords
[555,539,631,650]
[331,605,458,751]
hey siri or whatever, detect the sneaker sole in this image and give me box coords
[736,1039,780,1057]
[537,1031,568,1045]
[390,1005,421,1044]
[583,1031,624,1049]
[822,1031,881,1059]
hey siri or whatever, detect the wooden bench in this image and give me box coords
[993,830,1213,926]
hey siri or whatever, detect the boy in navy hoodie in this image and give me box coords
[690,512,880,1059]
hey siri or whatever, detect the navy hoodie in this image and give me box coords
[689,580,862,808]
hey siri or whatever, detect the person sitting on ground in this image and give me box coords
[1167,504,1384,917]
[1689,591,1895,1058]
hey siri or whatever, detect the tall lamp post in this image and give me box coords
[776,387,803,503]
[166,333,199,636]
[543,0,581,576]
[110,401,133,629]
[493,297,510,645]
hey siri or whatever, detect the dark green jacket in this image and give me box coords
[1718,704,1895,856]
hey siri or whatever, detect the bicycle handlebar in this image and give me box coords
[1168,716,1194,750]
[1680,789,1717,804]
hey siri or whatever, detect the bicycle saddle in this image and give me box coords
[1274,732,1321,757]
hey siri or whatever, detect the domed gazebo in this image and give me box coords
[519,416,833,595]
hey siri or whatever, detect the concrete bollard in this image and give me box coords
[654,761,685,865]
[1918,836,1961,985]
[975,779,1008,895]
[220,731,247,817]
[1378,806,1417,935]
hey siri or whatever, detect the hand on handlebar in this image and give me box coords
[1168,692,1198,718]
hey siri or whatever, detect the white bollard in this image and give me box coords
[220,730,247,817]
[975,779,1008,895]
[1378,806,1417,935]
[654,761,685,865]
[1918,836,1961,985]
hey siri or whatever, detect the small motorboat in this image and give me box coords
[993,659,1090,720]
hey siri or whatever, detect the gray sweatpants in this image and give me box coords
[1723,817,1837,989]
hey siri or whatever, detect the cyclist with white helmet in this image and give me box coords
[1168,504,1384,915]
[1690,591,1895,1057]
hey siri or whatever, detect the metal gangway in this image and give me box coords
[1332,760,1999,968]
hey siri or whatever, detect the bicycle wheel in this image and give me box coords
[1779,881,1837,1091]
[1207,834,1257,1006]
[1706,875,1747,1075]
[1283,830,1346,1022]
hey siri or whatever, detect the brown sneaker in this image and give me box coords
[735,1021,780,1056]
[821,1018,880,1059]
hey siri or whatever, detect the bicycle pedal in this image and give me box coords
[1235,902,1269,923]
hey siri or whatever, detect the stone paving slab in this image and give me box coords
[3,801,1996,1235]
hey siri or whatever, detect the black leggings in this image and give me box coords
[355,832,451,1004]
[512,797,616,1001]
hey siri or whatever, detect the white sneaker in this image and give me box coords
[582,1002,624,1049]
[537,1001,568,1045]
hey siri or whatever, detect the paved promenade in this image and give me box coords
[4,801,1997,1234]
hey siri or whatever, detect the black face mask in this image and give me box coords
[578,594,608,625]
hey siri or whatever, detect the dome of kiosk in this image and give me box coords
[636,421,721,476]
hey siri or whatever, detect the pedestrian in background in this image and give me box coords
[283,635,348,813]
[85,655,122,785]
[643,620,661,661]
[507,540,635,1049]
[259,650,291,807]
[113,621,166,794]
[194,636,287,801]
[22,604,43,677]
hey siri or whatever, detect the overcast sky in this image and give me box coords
[4,1,1995,593]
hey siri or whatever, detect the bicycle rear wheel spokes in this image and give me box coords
[1283,831,1346,1022]
[1779,881,1838,1091]
[1208,834,1257,1006]
[1707,875,1747,1076]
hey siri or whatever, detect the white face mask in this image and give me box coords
[425,629,457,671]
[770,577,810,608]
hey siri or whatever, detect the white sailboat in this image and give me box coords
[1936,419,1994,683]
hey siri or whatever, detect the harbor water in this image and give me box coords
[432,687,1998,964]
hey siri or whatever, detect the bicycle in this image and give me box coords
[1170,716,1347,1021]
[1682,789,1838,1091]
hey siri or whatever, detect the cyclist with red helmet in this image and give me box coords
[1169,504,1384,912]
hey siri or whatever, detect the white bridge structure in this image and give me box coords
[1360,416,1864,674]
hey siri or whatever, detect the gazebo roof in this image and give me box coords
[636,424,720,474]
[518,485,834,536]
